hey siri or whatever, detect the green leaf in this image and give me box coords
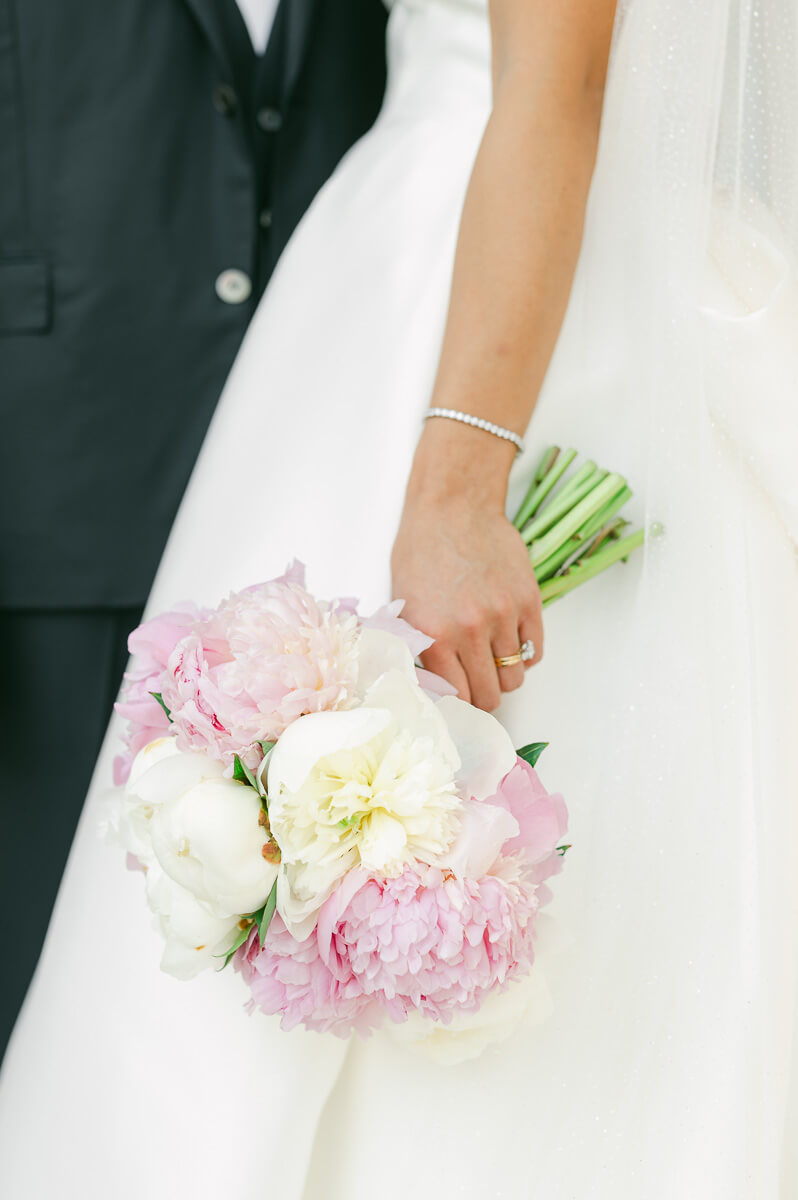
[337,814,361,830]
[150,692,173,723]
[556,843,572,857]
[215,920,252,970]
[258,740,276,755]
[516,742,548,768]
[257,880,278,947]
[233,754,259,791]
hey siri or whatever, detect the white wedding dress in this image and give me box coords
[2,1,798,1197]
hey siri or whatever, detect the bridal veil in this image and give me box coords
[537,0,798,1186]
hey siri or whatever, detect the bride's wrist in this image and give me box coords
[405,416,516,511]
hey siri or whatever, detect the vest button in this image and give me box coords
[215,269,252,305]
[258,208,273,230]
[212,84,238,117]
[256,107,283,133]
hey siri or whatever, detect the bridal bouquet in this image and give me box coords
[110,563,568,1045]
[110,450,641,1050]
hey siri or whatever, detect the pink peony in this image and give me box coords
[485,759,569,903]
[316,864,538,1026]
[113,604,208,784]
[235,914,378,1037]
[114,566,456,782]
[160,564,362,770]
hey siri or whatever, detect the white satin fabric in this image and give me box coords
[2,0,797,1197]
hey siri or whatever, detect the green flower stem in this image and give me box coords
[583,517,629,558]
[529,474,627,566]
[534,515,624,582]
[539,528,645,606]
[533,537,581,583]
[533,445,560,488]
[521,465,608,546]
[534,487,634,578]
[540,459,603,514]
[534,539,583,583]
[577,486,633,543]
[513,447,577,530]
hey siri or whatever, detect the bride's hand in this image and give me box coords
[391,420,543,712]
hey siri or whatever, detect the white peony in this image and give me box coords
[111,736,216,867]
[145,866,240,980]
[387,970,553,1065]
[267,669,460,938]
[150,773,277,919]
[266,666,518,940]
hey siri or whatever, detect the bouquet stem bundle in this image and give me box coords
[513,447,645,606]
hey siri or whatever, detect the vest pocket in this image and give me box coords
[0,256,51,333]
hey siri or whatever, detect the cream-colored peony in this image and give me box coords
[266,651,518,941]
[387,969,554,1065]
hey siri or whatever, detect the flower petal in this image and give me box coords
[267,707,393,797]
[363,670,460,775]
[151,777,277,917]
[355,628,417,695]
[440,798,519,879]
[359,810,409,873]
[436,696,517,802]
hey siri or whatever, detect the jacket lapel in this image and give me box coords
[282,0,319,104]
[181,0,318,106]
[181,0,236,77]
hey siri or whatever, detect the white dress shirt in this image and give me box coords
[234,0,280,54]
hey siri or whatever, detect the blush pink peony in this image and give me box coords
[113,604,208,785]
[236,863,538,1037]
[160,564,363,770]
[484,759,569,903]
[115,565,452,782]
[316,864,538,1026]
[235,914,379,1037]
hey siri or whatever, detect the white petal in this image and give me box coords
[276,860,348,942]
[359,810,408,873]
[129,747,224,810]
[267,707,392,797]
[146,868,240,980]
[363,670,460,774]
[440,798,519,879]
[355,628,417,694]
[126,736,181,791]
[436,695,517,802]
[386,972,552,1065]
[151,777,276,918]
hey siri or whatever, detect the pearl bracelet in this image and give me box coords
[424,407,525,457]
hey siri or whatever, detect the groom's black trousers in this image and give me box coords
[0,608,141,1062]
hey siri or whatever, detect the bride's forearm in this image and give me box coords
[393,0,616,711]
[409,0,616,499]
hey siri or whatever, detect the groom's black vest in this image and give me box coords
[0,0,387,607]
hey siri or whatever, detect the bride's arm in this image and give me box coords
[392,0,617,710]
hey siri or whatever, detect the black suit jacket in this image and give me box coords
[0,0,387,607]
